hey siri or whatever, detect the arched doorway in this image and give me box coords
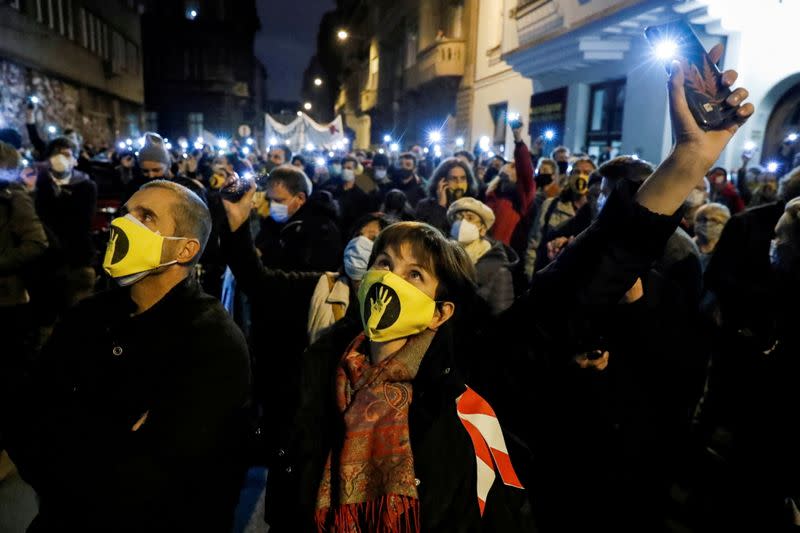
[764,81,800,171]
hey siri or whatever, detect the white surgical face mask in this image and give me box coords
[50,154,74,174]
[450,219,481,244]
[374,169,387,180]
[685,189,707,208]
[342,168,356,182]
[270,202,290,223]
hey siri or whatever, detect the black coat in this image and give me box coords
[264,187,680,532]
[414,197,449,234]
[34,168,97,267]
[255,198,342,272]
[704,200,784,332]
[2,279,251,532]
[221,222,326,453]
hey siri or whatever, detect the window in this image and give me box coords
[66,0,74,40]
[586,79,626,158]
[145,112,158,132]
[489,102,508,145]
[405,27,418,69]
[80,8,87,47]
[188,113,204,140]
[368,41,379,90]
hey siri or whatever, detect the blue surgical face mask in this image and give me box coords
[270,202,290,223]
[330,164,342,176]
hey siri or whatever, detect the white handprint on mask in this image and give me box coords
[367,286,393,332]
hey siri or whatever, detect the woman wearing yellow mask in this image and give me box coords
[223,52,754,532]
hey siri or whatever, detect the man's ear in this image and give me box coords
[429,301,455,331]
[176,238,202,265]
[297,192,308,206]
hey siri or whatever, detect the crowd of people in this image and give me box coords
[0,46,799,533]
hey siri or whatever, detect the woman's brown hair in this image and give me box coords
[369,222,477,303]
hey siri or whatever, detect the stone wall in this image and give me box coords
[0,57,142,149]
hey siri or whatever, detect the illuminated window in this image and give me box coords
[586,79,626,159]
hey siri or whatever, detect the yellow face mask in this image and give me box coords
[103,214,186,286]
[357,270,437,342]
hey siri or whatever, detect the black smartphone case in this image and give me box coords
[645,21,737,130]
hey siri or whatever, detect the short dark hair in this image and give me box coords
[272,144,292,162]
[780,166,800,203]
[428,157,478,198]
[454,150,475,164]
[0,141,20,169]
[372,153,389,168]
[342,155,358,167]
[267,165,311,197]
[598,156,655,186]
[350,212,392,240]
[139,180,212,265]
[291,154,306,166]
[399,152,417,166]
[572,156,597,171]
[47,136,77,158]
[224,153,253,176]
[369,221,477,304]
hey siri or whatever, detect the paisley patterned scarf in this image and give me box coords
[315,330,435,532]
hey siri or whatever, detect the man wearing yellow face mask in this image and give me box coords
[414,158,477,234]
[3,180,251,532]
[525,158,596,279]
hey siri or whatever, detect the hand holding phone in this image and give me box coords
[645,21,737,130]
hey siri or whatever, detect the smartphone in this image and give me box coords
[507,112,522,130]
[644,20,736,130]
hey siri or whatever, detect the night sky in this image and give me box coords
[255,0,335,102]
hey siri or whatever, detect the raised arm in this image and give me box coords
[513,125,536,215]
[220,185,321,298]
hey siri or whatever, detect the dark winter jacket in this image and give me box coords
[329,181,372,236]
[0,181,48,306]
[474,238,518,315]
[415,197,449,234]
[704,200,785,333]
[3,279,251,532]
[221,220,327,454]
[255,195,343,272]
[34,168,97,267]
[264,184,680,532]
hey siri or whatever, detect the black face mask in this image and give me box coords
[535,173,553,188]
[484,166,499,182]
[557,161,569,175]
[396,168,414,181]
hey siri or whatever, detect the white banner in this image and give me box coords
[264,112,345,150]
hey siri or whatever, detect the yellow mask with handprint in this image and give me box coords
[357,270,437,342]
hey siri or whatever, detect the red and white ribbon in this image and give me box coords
[456,386,524,516]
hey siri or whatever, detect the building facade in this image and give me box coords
[0,0,145,147]
[503,0,800,170]
[140,0,267,142]
[325,0,534,153]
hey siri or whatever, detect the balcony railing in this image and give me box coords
[405,38,466,90]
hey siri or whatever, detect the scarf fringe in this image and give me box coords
[315,494,421,533]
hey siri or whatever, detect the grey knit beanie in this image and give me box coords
[139,132,171,166]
